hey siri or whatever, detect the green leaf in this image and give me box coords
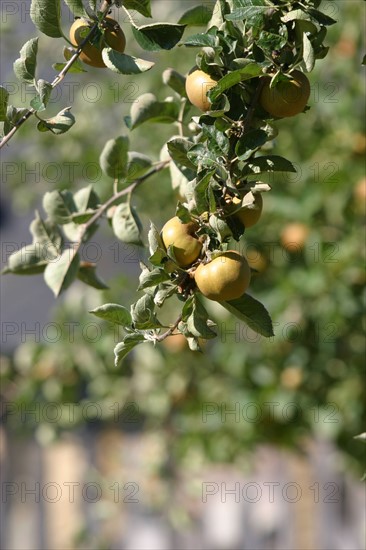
[123,0,151,18]
[30,211,63,259]
[209,214,233,242]
[102,49,154,75]
[77,263,108,290]
[99,136,129,179]
[162,68,187,97]
[167,137,196,170]
[226,1,268,25]
[126,152,152,181]
[235,129,268,159]
[44,249,80,297]
[303,32,315,71]
[138,268,170,291]
[257,30,287,52]
[53,61,87,73]
[73,185,100,212]
[307,8,337,26]
[30,79,53,111]
[208,0,225,28]
[0,86,9,122]
[182,295,217,339]
[208,64,262,102]
[131,294,161,329]
[13,38,39,84]
[281,9,310,23]
[148,222,164,254]
[148,222,167,266]
[294,18,318,36]
[230,0,267,11]
[112,203,143,245]
[242,155,297,175]
[63,0,88,17]
[194,170,215,214]
[183,33,219,49]
[222,293,274,337]
[187,143,218,169]
[231,0,266,9]
[63,216,97,242]
[6,106,29,125]
[3,106,29,135]
[154,284,177,307]
[362,54,366,66]
[186,336,202,351]
[169,160,195,194]
[163,155,184,189]
[37,107,75,134]
[175,201,192,223]
[30,0,62,38]
[129,93,179,130]
[178,5,213,26]
[3,245,47,275]
[90,303,132,326]
[43,190,77,224]
[67,186,99,225]
[202,124,230,155]
[131,23,186,52]
[114,334,145,367]
[69,210,97,224]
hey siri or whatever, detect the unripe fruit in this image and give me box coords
[194,251,251,302]
[228,194,263,228]
[352,133,366,156]
[69,17,126,68]
[161,217,202,267]
[185,69,217,111]
[259,70,311,118]
[280,367,303,390]
[280,222,309,251]
[247,248,267,273]
[162,333,187,353]
[354,178,366,215]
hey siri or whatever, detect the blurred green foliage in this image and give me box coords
[1,0,365,475]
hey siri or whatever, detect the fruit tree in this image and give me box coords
[0,0,356,365]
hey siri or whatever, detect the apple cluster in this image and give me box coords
[158,65,312,303]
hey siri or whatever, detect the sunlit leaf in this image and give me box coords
[99,136,129,179]
[90,303,132,326]
[44,248,80,296]
[30,0,62,37]
[132,22,186,52]
[222,293,274,337]
[13,38,39,84]
[102,49,154,74]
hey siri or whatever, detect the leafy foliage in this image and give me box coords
[1,0,342,359]
[1,0,365,489]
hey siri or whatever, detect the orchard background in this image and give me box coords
[0,0,365,548]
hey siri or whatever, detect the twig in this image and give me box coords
[75,160,170,251]
[0,0,113,150]
[153,315,183,342]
